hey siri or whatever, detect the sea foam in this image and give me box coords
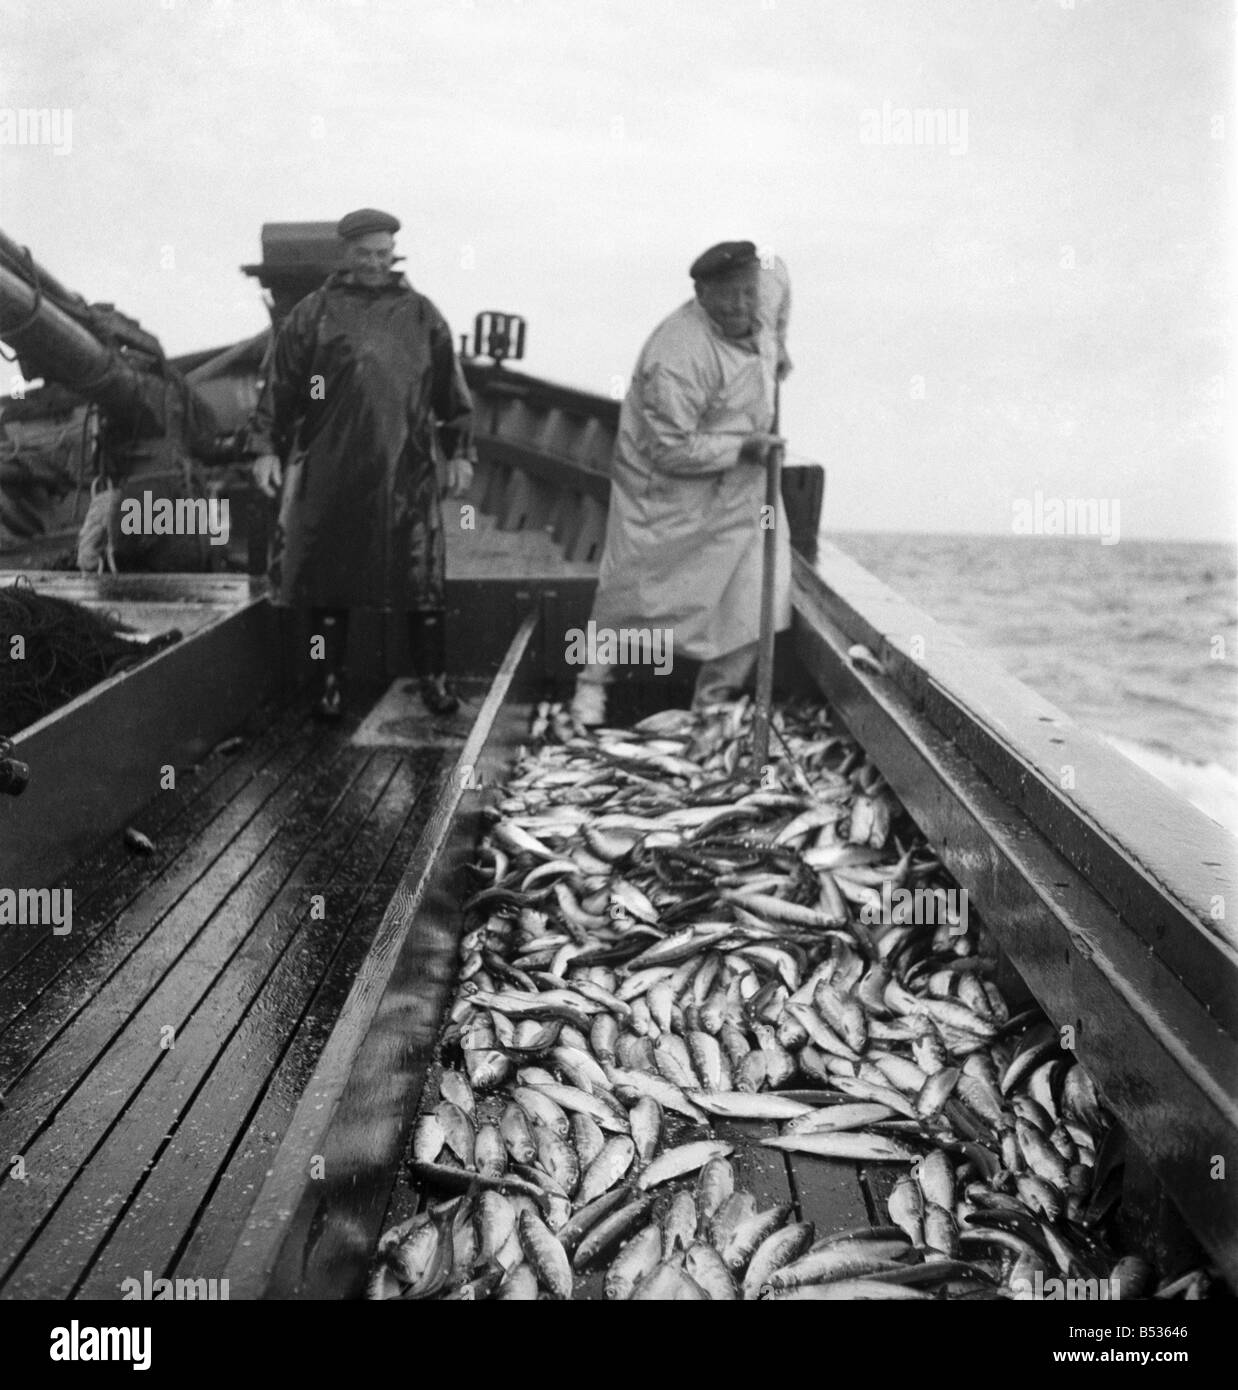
[1105,735,1238,838]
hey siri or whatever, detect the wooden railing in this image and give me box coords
[462,362,825,566]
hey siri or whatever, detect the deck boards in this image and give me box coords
[0,686,454,1299]
[3,749,392,1297]
[0,693,296,990]
[0,723,350,1137]
[0,698,308,1050]
[169,779,437,1285]
[76,754,443,1298]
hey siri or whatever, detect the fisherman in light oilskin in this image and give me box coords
[570,240,790,726]
[249,208,474,719]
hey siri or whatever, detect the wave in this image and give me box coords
[1104,735,1238,837]
[1118,686,1227,722]
[829,533,1237,801]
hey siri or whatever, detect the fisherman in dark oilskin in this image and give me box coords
[249,208,474,719]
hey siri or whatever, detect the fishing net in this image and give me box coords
[0,578,165,735]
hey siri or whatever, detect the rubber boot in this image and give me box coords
[408,610,460,716]
[311,607,349,721]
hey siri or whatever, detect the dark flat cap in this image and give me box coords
[690,240,758,282]
[337,208,401,240]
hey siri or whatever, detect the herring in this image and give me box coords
[572,1195,656,1271]
[575,1135,637,1207]
[742,1220,815,1300]
[761,1131,922,1162]
[383,699,1161,1303]
[517,1208,573,1299]
[687,1090,813,1121]
[638,1140,734,1190]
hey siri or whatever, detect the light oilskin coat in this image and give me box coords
[589,298,791,661]
[251,270,471,612]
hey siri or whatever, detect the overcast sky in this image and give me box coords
[1,0,1232,540]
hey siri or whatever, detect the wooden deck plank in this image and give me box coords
[59,694,306,916]
[0,715,353,1105]
[786,1155,876,1238]
[58,690,302,912]
[66,754,437,1300]
[0,724,256,982]
[0,694,312,1027]
[0,729,368,1279]
[1,748,399,1298]
[170,751,448,1284]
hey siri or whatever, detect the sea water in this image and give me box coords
[828,533,1238,836]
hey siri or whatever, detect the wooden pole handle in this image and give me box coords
[752,376,782,769]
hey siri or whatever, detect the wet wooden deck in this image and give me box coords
[0,680,484,1300]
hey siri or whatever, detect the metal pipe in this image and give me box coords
[0,264,163,429]
[0,228,89,317]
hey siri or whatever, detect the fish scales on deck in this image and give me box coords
[369,696,1216,1302]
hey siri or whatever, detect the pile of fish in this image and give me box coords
[367,698,1214,1301]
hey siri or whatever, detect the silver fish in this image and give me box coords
[742,1221,816,1301]
[604,1223,664,1300]
[762,1132,921,1162]
[638,1140,734,1190]
[576,1136,637,1207]
[661,1192,699,1257]
[573,1195,657,1272]
[722,1204,792,1274]
[685,1241,739,1299]
[517,1209,573,1300]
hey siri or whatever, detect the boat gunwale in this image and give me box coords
[791,551,1238,1286]
[798,546,1238,973]
[0,574,278,888]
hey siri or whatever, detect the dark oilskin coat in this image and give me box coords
[251,270,472,611]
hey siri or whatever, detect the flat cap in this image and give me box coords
[689,240,759,282]
[337,207,401,240]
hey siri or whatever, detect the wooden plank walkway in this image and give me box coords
[0,682,474,1300]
